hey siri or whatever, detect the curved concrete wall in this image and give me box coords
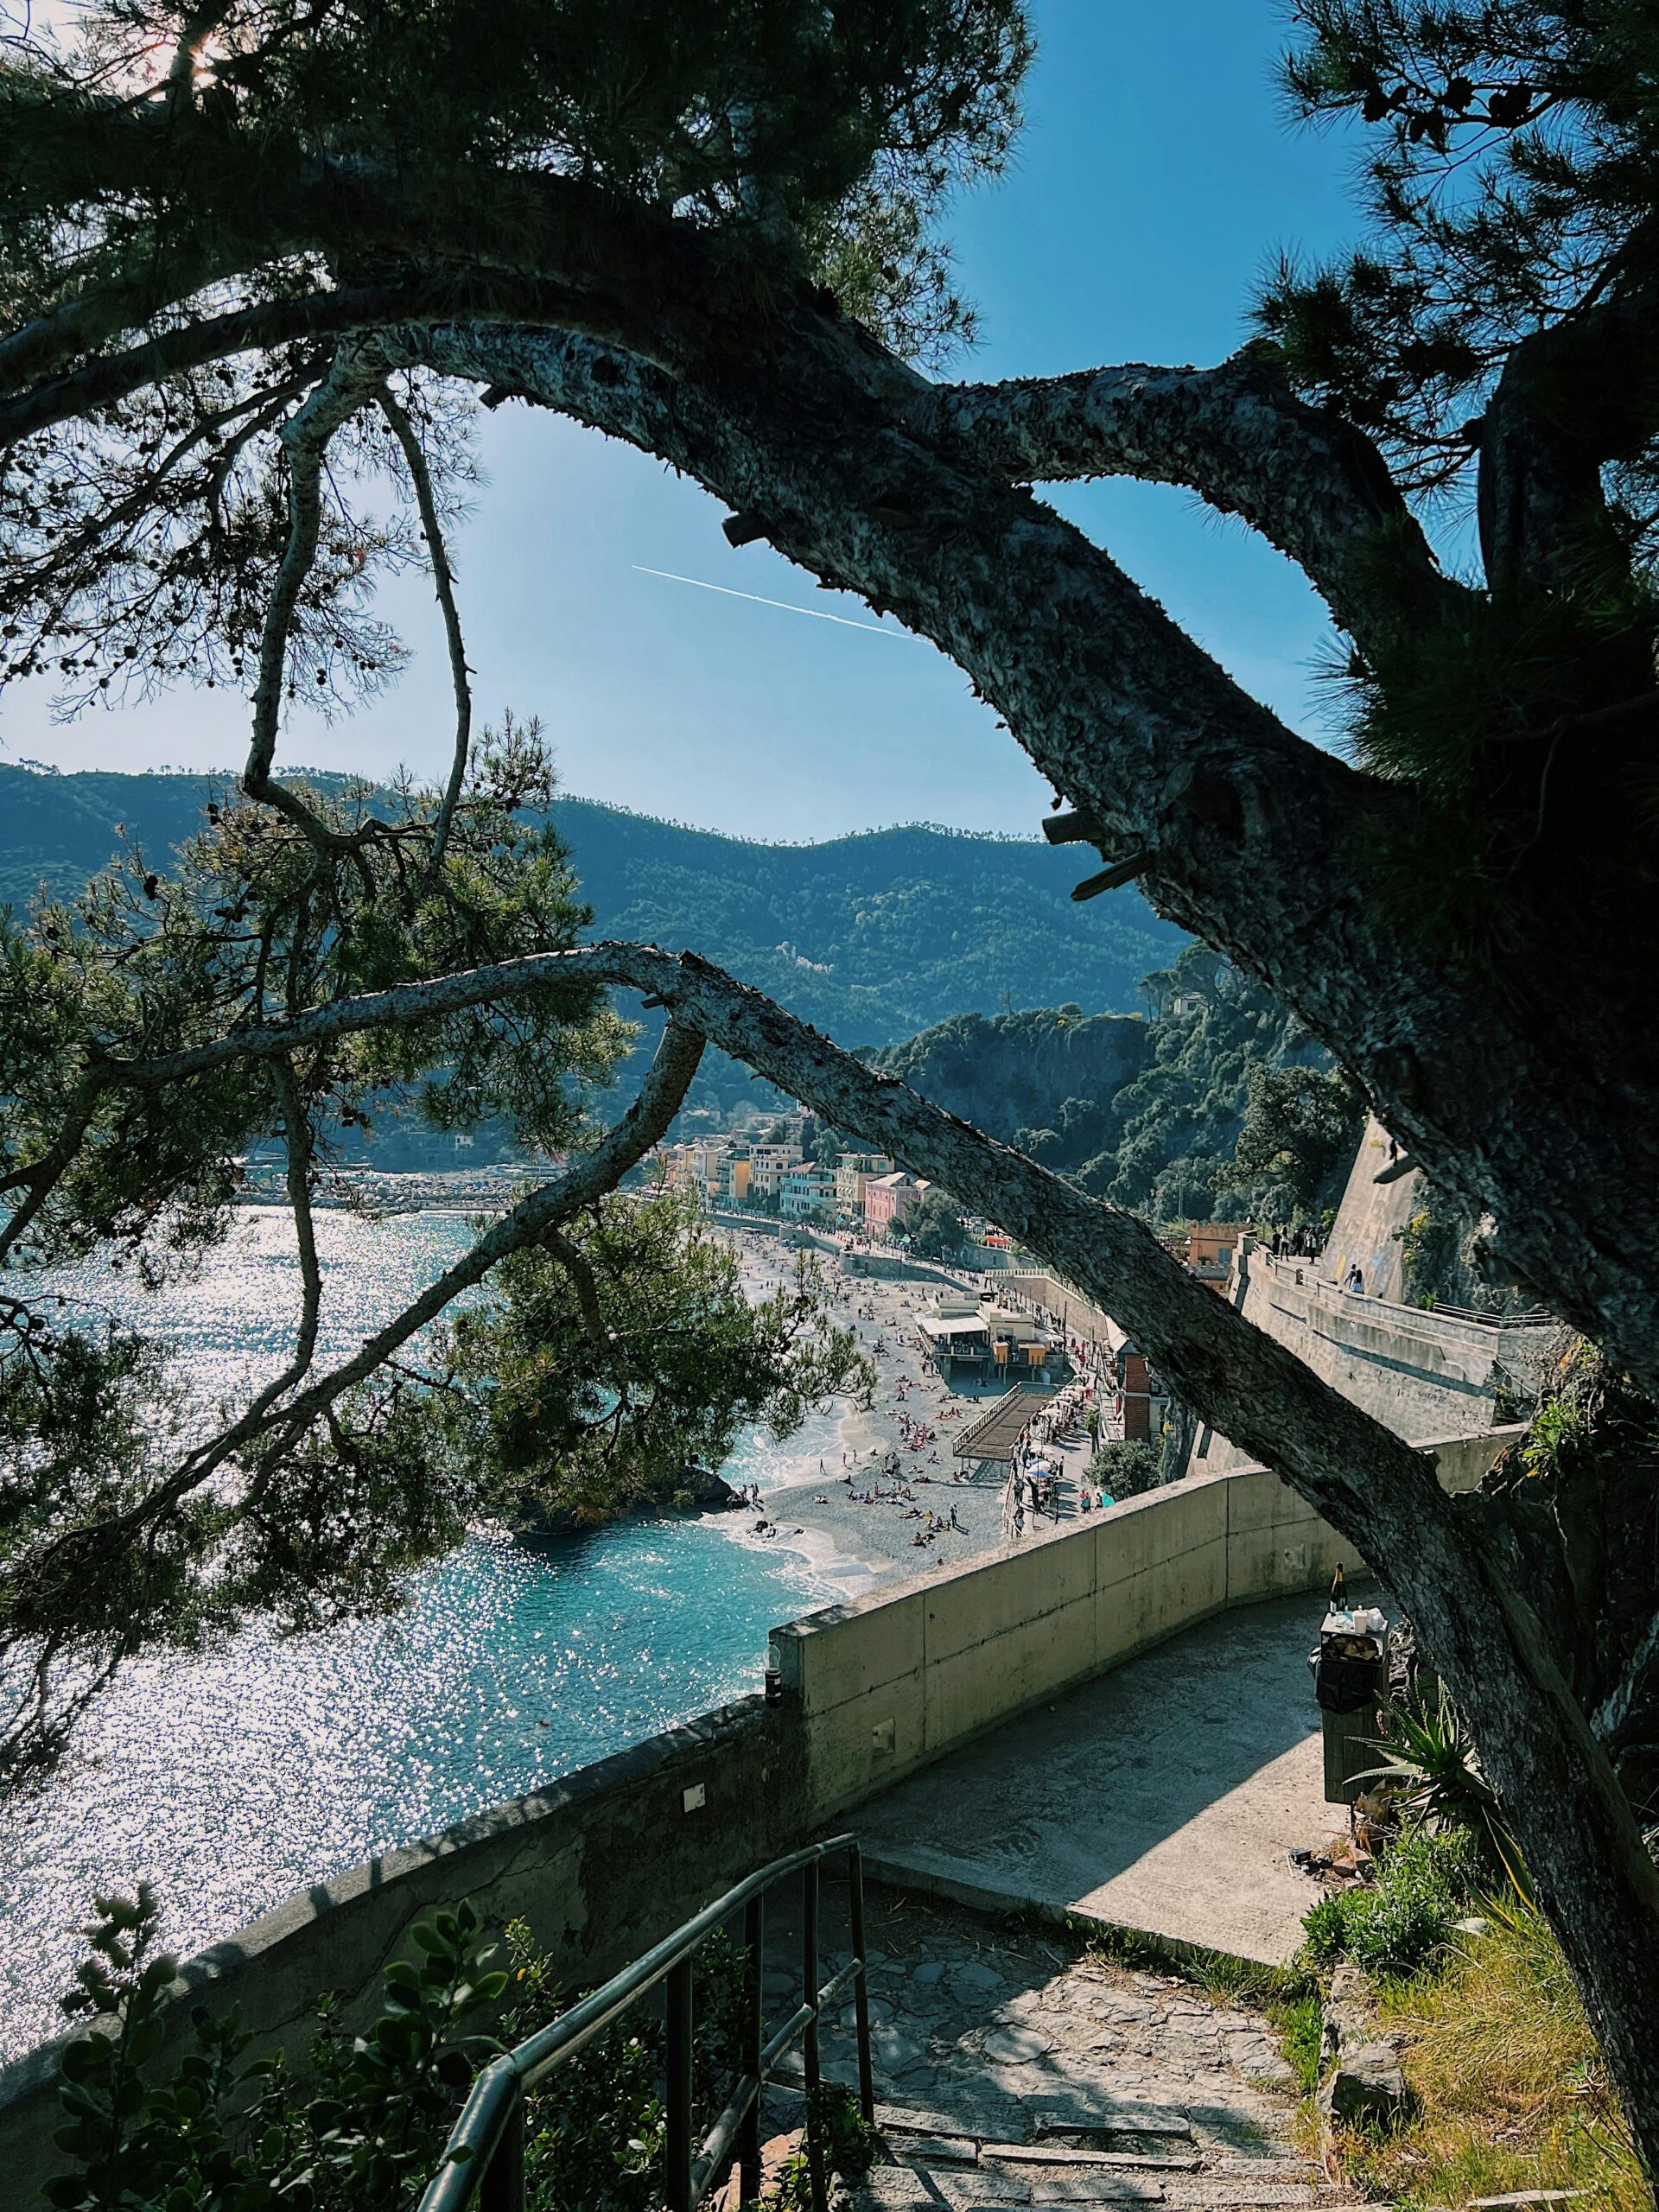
[769,1432,1517,1816]
[0,1428,1515,2201]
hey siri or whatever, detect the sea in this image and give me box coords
[0,1203,842,2063]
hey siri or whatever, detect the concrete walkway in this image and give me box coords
[849,1592,1338,1967]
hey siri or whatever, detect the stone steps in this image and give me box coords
[854,2164,1341,2212]
[848,2097,1341,2212]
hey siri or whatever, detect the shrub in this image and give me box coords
[1303,1823,1484,1978]
[502,1923,751,2212]
[1359,1687,1531,1901]
[772,2083,878,2210]
[48,1886,505,2211]
[48,1894,865,2212]
[1088,1439,1162,1499]
[1350,1902,1648,2212]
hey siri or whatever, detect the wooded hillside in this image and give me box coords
[0,767,1182,1043]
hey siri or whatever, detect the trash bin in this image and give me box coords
[1309,1586,1389,1807]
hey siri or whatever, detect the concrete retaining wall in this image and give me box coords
[1001,1270,1119,1349]
[0,1698,810,2207]
[1,1429,1518,2198]
[1197,1252,1548,1471]
[769,1427,1519,1821]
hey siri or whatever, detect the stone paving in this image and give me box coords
[761,1889,1342,2212]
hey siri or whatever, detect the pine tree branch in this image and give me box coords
[0,278,596,450]
[377,387,473,872]
[243,346,391,855]
[257,1054,323,1414]
[914,353,1466,659]
[208,1016,705,1479]
[73,937,1483,1542]
[1479,285,1659,591]
[0,1019,705,1696]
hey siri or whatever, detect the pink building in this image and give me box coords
[863,1170,925,1234]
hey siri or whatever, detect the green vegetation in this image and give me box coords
[47,1888,874,2212]
[501,1920,753,2212]
[1227,1064,1363,1227]
[876,1001,1148,1171]
[1304,1844,1649,2212]
[1262,3,1659,957]
[1358,1688,1531,1903]
[1396,1186,1537,1317]
[1303,1823,1484,1978]
[770,2087,877,2212]
[1269,1989,1326,2098]
[904,1188,973,1262]
[438,1192,873,1529]
[48,1886,506,2210]
[0,739,873,1789]
[1093,950,1360,1224]
[1086,1439,1162,1502]
[11,0,1659,2152]
[880,943,1363,1229]
[1296,1677,1650,2210]
[1359,1904,1649,2212]
[0,768,1182,1056]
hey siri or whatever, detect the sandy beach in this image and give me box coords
[709,1224,1099,1602]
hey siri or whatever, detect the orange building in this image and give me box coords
[1185,1222,1249,1292]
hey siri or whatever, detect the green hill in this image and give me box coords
[877,945,1360,1229]
[876,1005,1152,1146]
[0,767,1183,1044]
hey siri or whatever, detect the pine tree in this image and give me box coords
[9,0,1659,2157]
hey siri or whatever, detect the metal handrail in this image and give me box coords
[418,1834,875,2212]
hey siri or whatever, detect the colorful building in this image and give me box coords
[780,1166,836,1221]
[834,1152,895,1217]
[863,1170,925,1235]
[747,1142,803,1200]
[1185,1222,1249,1291]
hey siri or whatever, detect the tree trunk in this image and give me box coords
[630,945,1659,2164]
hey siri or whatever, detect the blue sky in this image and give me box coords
[0,0,1366,839]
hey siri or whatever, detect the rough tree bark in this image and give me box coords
[2,149,1651,1402]
[367,306,1659,1420]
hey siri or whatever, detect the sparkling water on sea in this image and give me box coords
[0,1206,837,2062]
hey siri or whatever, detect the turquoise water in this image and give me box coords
[0,1207,836,2061]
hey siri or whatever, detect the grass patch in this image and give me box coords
[1199,1950,1317,2012]
[1267,1989,1325,2098]
[1332,1902,1652,2212]
[1076,1919,1185,1976]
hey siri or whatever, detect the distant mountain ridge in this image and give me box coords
[0,767,1184,1041]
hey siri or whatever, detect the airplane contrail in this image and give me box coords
[632,564,910,637]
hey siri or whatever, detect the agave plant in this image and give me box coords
[1359,1684,1534,1904]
